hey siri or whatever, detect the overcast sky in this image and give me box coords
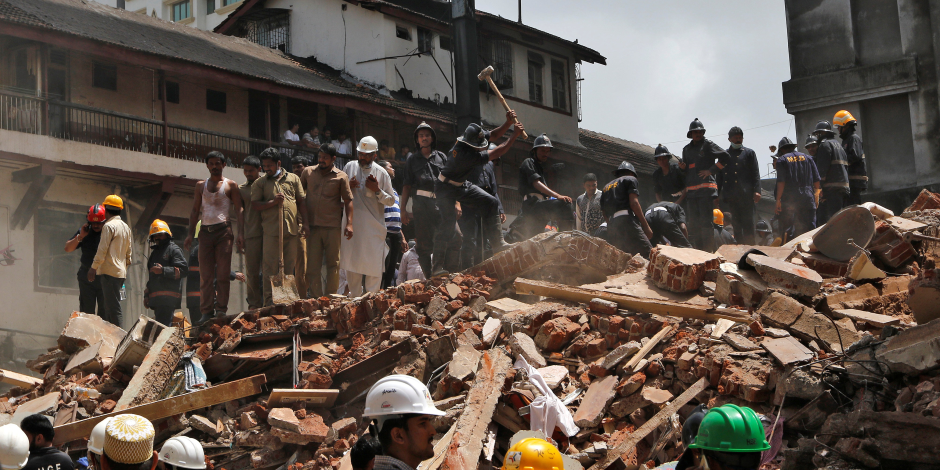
[476,0,792,178]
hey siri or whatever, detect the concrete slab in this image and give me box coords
[717,244,795,264]
[762,336,813,366]
[573,375,618,428]
[877,318,940,374]
[11,392,58,425]
[747,254,822,297]
[833,309,900,328]
[58,312,126,358]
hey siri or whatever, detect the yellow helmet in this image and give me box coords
[713,209,724,226]
[103,195,124,210]
[149,219,172,238]
[501,438,563,470]
[833,110,856,127]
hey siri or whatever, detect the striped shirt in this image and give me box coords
[385,189,402,233]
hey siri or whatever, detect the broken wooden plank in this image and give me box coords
[623,325,674,371]
[513,278,749,322]
[762,336,813,366]
[832,309,900,328]
[332,339,414,406]
[589,378,708,470]
[267,389,338,408]
[115,327,185,412]
[0,368,43,388]
[53,374,266,445]
[218,341,292,361]
[439,350,512,470]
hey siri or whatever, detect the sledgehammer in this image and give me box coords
[478,65,528,140]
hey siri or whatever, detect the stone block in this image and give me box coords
[908,268,940,324]
[747,254,822,297]
[534,317,580,352]
[589,298,618,315]
[573,375,618,428]
[789,310,862,353]
[190,415,222,437]
[268,407,302,433]
[758,292,809,329]
[647,246,721,293]
[446,343,482,384]
[877,318,940,375]
[616,372,646,397]
[722,333,760,351]
[715,263,768,309]
[58,312,126,356]
[601,341,640,370]
[536,365,569,389]
[481,317,501,346]
[510,332,546,368]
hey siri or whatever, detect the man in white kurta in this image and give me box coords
[341,136,395,296]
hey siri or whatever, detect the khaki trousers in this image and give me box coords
[262,234,298,306]
[295,236,308,298]
[244,236,264,309]
[307,226,342,298]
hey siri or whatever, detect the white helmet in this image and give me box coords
[88,417,114,456]
[0,424,30,470]
[362,375,445,431]
[158,436,206,470]
[357,136,379,154]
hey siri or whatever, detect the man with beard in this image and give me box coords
[341,137,395,295]
[361,375,445,470]
[143,220,188,326]
[20,414,74,470]
[184,151,244,320]
[64,204,107,316]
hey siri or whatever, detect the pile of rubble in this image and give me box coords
[2,200,940,470]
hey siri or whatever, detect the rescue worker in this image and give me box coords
[361,375,446,470]
[644,201,691,248]
[86,418,114,470]
[0,422,29,470]
[89,195,132,328]
[601,161,654,258]
[20,414,74,470]
[186,222,246,323]
[157,436,205,470]
[458,145,505,269]
[291,155,309,297]
[501,438,563,470]
[432,112,522,276]
[834,110,867,205]
[718,127,761,244]
[239,156,264,309]
[775,136,821,242]
[652,144,685,204]
[812,120,850,224]
[65,204,107,316]
[755,220,774,246]
[515,134,575,239]
[144,220,188,326]
[804,134,819,157]
[675,404,770,470]
[679,118,729,252]
[712,210,736,248]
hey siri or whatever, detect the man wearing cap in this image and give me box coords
[755,220,774,246]
[812,120,850,224]
[601,162,653,258]
[101,414,156,470]
[679,118,730,252]
[20,414,74,470]
[515,133,575,239]
[432,111,522,276]
[717,127,761,245]
[88,195,132,327]
[652,144,685,204]
[775,136,820,242]
[834,110,867,206]
[458,153,505,269]
[341,136,395,295]
[362,375,445,470]
[644,201,691,248]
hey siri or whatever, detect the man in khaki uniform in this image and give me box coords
[239,156,264,308]
[292,155,309,297]
[252,148,309,305]
[301,143,354,298]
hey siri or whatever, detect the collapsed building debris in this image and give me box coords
[5,196,940,470]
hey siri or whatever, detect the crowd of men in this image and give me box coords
[65,108,866,328]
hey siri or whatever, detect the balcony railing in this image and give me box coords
[0,90,326,168]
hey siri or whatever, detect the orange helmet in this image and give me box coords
[833,110,856,127]
[149,219,172,238]
[713,209,724,226]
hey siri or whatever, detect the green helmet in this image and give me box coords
[687,404,770,453]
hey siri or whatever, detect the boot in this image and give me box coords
[430,244,449,277]
[484,216,514,254]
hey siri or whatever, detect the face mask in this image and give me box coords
[731,143,743,149]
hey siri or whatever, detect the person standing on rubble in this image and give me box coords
[812,120,850,224]
[185,221,246,323]
[774,136,820,242]
[143,220,188,326]
[361,375,446,470]
[834,110,867,206]
[644,201,691,248]
[575,173,604,237]
[458,146,505,269]
[515,134,575,239]
[88,195,132,328]
[291,155,310,297]
[652,144,686,204]
[674,404,770,470]
[601,161,654,258]
[400,122,449,277]
[431,113,522,276]
[65,204,107,317]
[239,156,264,309]
[679,118,729,252]
[718,127,761,245]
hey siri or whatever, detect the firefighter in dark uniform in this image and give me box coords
[812,120,850,224]
[459,147,505,270]
[400,122,461,276]
[712,210,736,248]
[515,134,575,239]
[186,222,245,323]
[652,144,685,204]
[718,126,761,245]
[679,118,730,252]
[834,110,867,205]
[644,201,691,248]
[601,162,653,258]
[774,136,821,242]
[432,112,522,276]
[144,220,188,326]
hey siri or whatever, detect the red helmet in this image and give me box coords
[87,204,106,223]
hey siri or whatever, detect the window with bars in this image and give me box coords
[243,12,291,54]
[172,1,191,22]
[551,59,567,111]
[528,52,544,104]
[479,38,513,94]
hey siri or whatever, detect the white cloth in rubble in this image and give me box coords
[513,356,579,437]
[340,161,395,278]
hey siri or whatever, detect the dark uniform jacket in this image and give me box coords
[841,130,867,191]
[146,240,188,310]
[653,162,685,201]
[645,201,686,226]
[72,228,102,269]
[518,157,547,199]
[681,139,728,199]
[601,175,640,219]
[441,144,488,184]
[22,447,74,470]
[403,150,447,193]
[714,224,736,247]
[776,151,820,203]
[814,138,850,193]
[466,161,504,214]
[719,145,761,203]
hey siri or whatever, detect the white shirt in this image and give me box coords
[397,248,425,285]
[333,139,353,156]
[282,130,299,156]
[340,161,395,277]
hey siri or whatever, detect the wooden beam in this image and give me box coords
[588,378,708,470]
[52,374,267,445]
[332,339,414,405]
[0,368,43,388]
[622,325,674,371]
[133,181,175,236]
[513,278,750,323]
[267,389,338,408]
[11,163,56,230]
[11,165,43,183]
